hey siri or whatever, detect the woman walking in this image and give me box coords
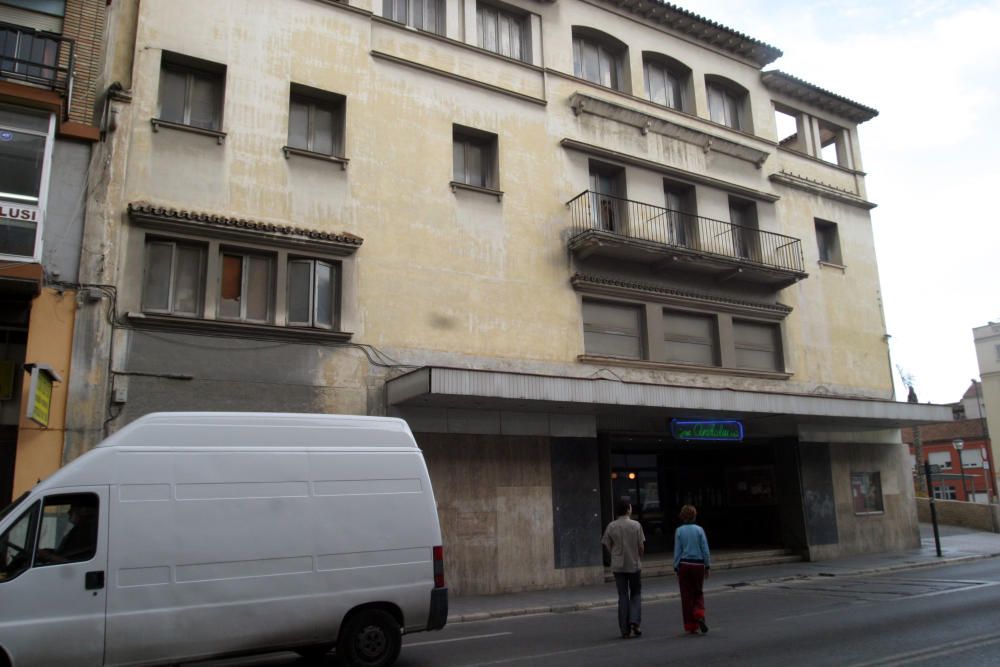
[674,504,711,635]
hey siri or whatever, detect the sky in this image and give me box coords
[680,0,1000,405]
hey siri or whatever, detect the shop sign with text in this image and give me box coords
[670,419,744,441]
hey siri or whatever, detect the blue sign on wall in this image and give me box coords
[670,419,744,441]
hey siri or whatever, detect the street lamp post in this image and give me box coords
[953,438,968,501]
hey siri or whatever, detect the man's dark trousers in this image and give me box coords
[614,571,641,635]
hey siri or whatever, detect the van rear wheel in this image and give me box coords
[337,608,401,667]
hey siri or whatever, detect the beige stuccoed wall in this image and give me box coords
[974,324,1000,496]
[111,0,892,404]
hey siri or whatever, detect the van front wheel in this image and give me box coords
[337,609,402,667]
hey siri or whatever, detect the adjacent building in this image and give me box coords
[975,323,1000,496]
[903,381,993,503]
[57,0,952,594]
[0,0,104,504]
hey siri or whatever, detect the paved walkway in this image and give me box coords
[449,523,1000,623]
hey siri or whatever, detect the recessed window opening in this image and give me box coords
[814,218,842,265]
[383,0,444,34]
[572,28,628,92]
[219,250,274,323]
[288,85,345,156]
[818,119,848,166]
[453,125,498,189]
[157,52,226,131]
[774,105,802,151]
[477,2,530,62]
[642,53,690,112]
[582,300,643,359]
[706,76,750,132]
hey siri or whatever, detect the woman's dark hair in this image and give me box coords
[679,504,697,523]
[616,500,632,517]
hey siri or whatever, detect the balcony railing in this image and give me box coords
[0,22,75,114]
[567,190,805,276]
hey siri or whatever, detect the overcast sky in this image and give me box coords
[680,0,999,404]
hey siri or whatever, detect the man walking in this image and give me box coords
[602,500,645,638]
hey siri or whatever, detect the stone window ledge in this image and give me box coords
[151,118,226,144]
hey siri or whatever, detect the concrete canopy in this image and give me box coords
[386,367,953,431]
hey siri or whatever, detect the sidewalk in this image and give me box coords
[449,523,1000,623]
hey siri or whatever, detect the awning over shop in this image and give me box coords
[386,367,952,431]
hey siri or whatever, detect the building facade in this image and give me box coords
[974,323,1000,496]
[0,0,104,504]
[68,0,951,594]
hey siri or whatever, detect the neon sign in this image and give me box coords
[670,419,744,441]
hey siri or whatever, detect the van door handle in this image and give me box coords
[85,571,105,590]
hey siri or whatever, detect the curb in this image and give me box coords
[449,552,1000,624]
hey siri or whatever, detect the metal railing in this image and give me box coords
[567,190,805,273]
[0,22,75,111]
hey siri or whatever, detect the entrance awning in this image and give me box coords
[386,367,952,430]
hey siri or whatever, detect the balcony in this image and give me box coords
[566,191,807,288]
[0,23,75,115]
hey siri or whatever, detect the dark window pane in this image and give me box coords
[188,72,220,130]
[0,129,45,202]
[219,254,243,318]
[315,262,333,327]
[287,260,311,325]
[288,98,309,150]
[312,105,335,155]
[172,244,204,315]
[158,68,187,123]
[142,242,173,312]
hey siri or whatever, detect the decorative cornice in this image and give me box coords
[569,92,769,168]
[761,71,878,124]
[769,172,877,210]
[571,273,793,318]
[596,0,783,67]
[127,202,364,255]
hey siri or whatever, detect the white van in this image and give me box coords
[0,412,448,667]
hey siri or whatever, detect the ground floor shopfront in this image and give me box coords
[388,367,951,595]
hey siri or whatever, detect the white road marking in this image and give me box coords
[407,631,513,647]
[773,580,999,620]
[846,630,1000,667]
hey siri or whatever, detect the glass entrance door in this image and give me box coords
[611,454,668,552]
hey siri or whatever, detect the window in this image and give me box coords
[582,300,642,359]
[643,54,689,111]
[219,251,273,323]
[0,500,38,582]
[707,78,749,131]
[572,29,627,92]
[0,26,60,84]
[588,161,625,232]
[288,259,339,329]
[137,223,348,333]
[928,451,952,470]
[0,105,51,259]
[34,493,98,566]
[850,472,884,514]
[575,282,789,375]
[157,53,225,131]
[818,119,850,167]
[477,3,529,62]
[142,239,206,316]
[774,104,803,151]
[960,448,984,469]
[728,198,759,261]
[932,485,956,501]
[383,0,444,34]
[733,319,782,372]
[814,219,842,265]
[663,181,695,247]
[288,86,345,157]
[663,310,717,366]
[452,125,498,189]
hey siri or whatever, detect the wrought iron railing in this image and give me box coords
[0,22,75,113]
[566,190,805,273]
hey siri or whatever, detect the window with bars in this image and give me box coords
[477,3,529,62]
[157,53,225,131]
[382,0,444,34]
[287,86,345,157]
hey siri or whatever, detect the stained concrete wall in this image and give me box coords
[916,498,1000,533]
[419,433,603,595]
[808,441,920,561]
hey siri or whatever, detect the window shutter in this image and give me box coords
[583,301,642,359]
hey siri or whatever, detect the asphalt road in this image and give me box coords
[196,557,1000,667]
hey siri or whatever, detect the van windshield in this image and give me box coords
[0,492,30,523]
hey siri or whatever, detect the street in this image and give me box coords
[198,556,1000,667]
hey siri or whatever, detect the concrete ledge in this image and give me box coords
[916,498,1000,532]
